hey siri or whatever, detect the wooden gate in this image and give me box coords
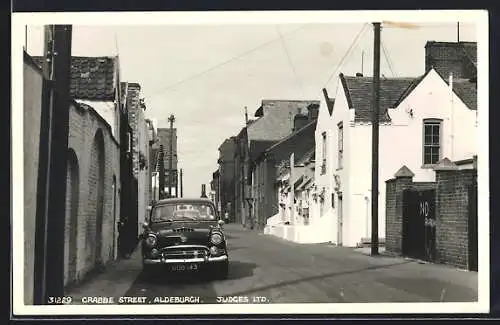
[468,183,478,271]
[402,189,436,262]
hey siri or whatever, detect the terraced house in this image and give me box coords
[314,41,477,248]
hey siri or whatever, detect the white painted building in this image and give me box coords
[312,68,477,247]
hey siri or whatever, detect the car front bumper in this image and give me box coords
[143,255,228,264]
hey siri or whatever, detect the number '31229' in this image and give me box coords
[47,296,72,304]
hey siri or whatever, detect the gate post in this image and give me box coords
[386,166,414,255]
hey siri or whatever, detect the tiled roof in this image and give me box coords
[265,119,317,170]
[296,148,315,165]
[392,69,477,111]
[451,79,477,110]
[32,55,117,101]
[247,100,320,142]
[339,73,416,122]
[249,140,277,163]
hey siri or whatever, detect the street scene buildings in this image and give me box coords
[15,16,486,313]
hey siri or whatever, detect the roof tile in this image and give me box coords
[32,55,117,101]
[340,74,416,122]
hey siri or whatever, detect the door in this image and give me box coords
[402,189,435,261]
[402,189,425,259]
[337,193,343,246]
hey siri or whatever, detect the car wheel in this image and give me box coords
[212,261,229,280]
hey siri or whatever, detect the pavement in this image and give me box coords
[66,223,478,304]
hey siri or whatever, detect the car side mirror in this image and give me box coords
[218,219,225,226]
[142,221,149,230]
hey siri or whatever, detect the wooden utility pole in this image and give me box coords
[158,144,165,199]
[180,168,184,198]
[168,114,175,198]
[33,25,72,304]
[371,22,381,256]
[457,22,460,43]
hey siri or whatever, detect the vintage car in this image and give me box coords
[141,197,229,279]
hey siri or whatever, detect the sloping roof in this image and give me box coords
[263,119,317,175]
[32,56,117,101]
[322,88,335,116]
[249,140,277,163]
[246,100,320,142]
[392,68,477,110]
[296,148,315,166]
[339,73,416,122]
[451,80,477,110]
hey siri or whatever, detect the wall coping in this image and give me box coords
[394,165,415,178]
[434,157,459,171]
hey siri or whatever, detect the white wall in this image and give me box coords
[346,69,477,247]
[136,108,150,236]
[76,100,118,141]
[313,96,338,243]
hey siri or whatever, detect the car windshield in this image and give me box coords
[151,202,217,223]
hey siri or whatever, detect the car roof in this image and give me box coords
[154,197,215,206]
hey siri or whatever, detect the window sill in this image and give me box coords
[421,164,437,169]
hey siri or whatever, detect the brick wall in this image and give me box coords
[64,101,121,288]
[425,41,477,79]
[435,168,477,268]
[385,161,477,270]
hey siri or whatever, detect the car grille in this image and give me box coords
[161,246,209,259]
[171,227,195,233]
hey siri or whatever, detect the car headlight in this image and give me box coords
[210,232,223,245]
[145,234,157,247]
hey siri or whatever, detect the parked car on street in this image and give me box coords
[141,197,229,279]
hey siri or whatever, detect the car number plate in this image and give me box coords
[171,264,198,272]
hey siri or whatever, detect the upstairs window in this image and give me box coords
[423,119,442,165]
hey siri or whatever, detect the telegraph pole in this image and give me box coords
[168,114,175,198]
[33,25,73,304]
[180,168,184,198]
[158,145,165,199]
[371,22,381,256]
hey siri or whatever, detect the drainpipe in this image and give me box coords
[449,72,454,160]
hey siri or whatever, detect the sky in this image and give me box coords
[24,19,476,197]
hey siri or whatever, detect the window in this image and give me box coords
[423,119,442,165]
[321,132,327,174]
[338,122,343,169]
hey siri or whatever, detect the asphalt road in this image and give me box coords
[121,224,478,304]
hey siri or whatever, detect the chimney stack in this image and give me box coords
[293,113,309,132]
[201,184,207,198]
[244,106,248,125]
[307,103,319,120]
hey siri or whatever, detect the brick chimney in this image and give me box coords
[307,103,319,120]
[293,113,309,132]
[424,41,477,79]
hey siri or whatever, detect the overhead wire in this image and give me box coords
[320,23,370,91]
[381,39,396,77]
[277,25,305,97]
[145,24,313,100]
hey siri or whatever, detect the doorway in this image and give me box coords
[337,193,343,246]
